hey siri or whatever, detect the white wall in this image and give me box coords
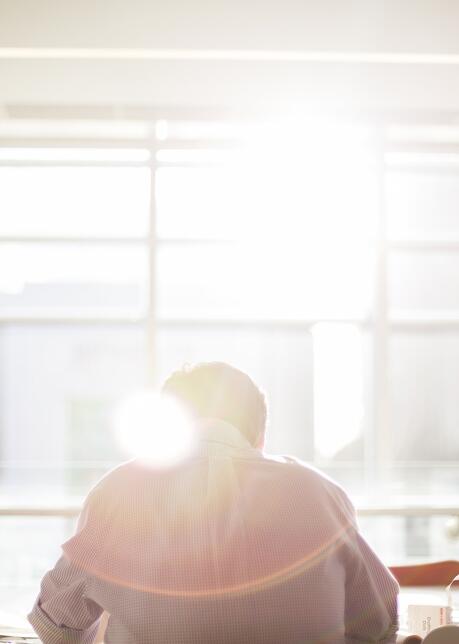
[1,1,458,54]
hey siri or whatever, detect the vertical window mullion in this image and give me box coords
[370,127,391,492]
[146,147,158,387]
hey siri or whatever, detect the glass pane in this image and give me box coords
[0,166,150,237]
[157,242,374,319]
[157,158,377,243]
[389,332,459,468]
[156,323,370,495]
[389,250,459,313]
[0,517,75,618]
[156,120,248,141]
[0,243,148,314]
[387,124,459,145]
[156,139,377,319]
[156,167,245,240]
[387,171,459,240]
[387,152,459,170]
[358,515,459,565]
[312,325,372,494]
[312,325,367,459]
[0,148,150,162]
[0,324,147,501]
[156,149,238,164]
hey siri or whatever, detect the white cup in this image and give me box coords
[423,625,459,643]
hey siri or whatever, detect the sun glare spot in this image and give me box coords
[114,391,196,468]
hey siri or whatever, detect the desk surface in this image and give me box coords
[1,586,457,643]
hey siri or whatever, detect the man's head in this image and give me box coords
[161,362,267,448]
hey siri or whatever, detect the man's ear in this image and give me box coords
[255,433,265,450]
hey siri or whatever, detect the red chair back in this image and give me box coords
[389,560,459,587]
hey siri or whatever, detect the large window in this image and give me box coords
[1,117,459,617]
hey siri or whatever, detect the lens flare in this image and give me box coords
[114,391,196,468]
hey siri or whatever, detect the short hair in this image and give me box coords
[161,362,267,446]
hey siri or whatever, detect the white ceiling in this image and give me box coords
[1,0,459,114]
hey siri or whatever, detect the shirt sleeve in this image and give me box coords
[324,483,399,643]
[343,524,399,643]
[28,492,104,643]
[28,554,103,644]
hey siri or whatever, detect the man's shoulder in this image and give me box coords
[85,459,141,500]
[262,451,341,487]
[262,452,356,516]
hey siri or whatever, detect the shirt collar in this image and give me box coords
[195,418,256,453]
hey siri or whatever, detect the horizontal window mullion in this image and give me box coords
[157,317,370,329]
[3,316,459,330]
[389,317,459,330]
[0,160,150,168]
[0,235,148,244]
[0,236,385,246]
[384,163,459,175]
[2,503,459,519]
[386,142,459,155]
[0,138,156,149]
[156,161,237,169]
[0,315,369,328]
[0,314,147,325]
[387,240,459,251]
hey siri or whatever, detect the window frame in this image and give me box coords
[1,119,459,504]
